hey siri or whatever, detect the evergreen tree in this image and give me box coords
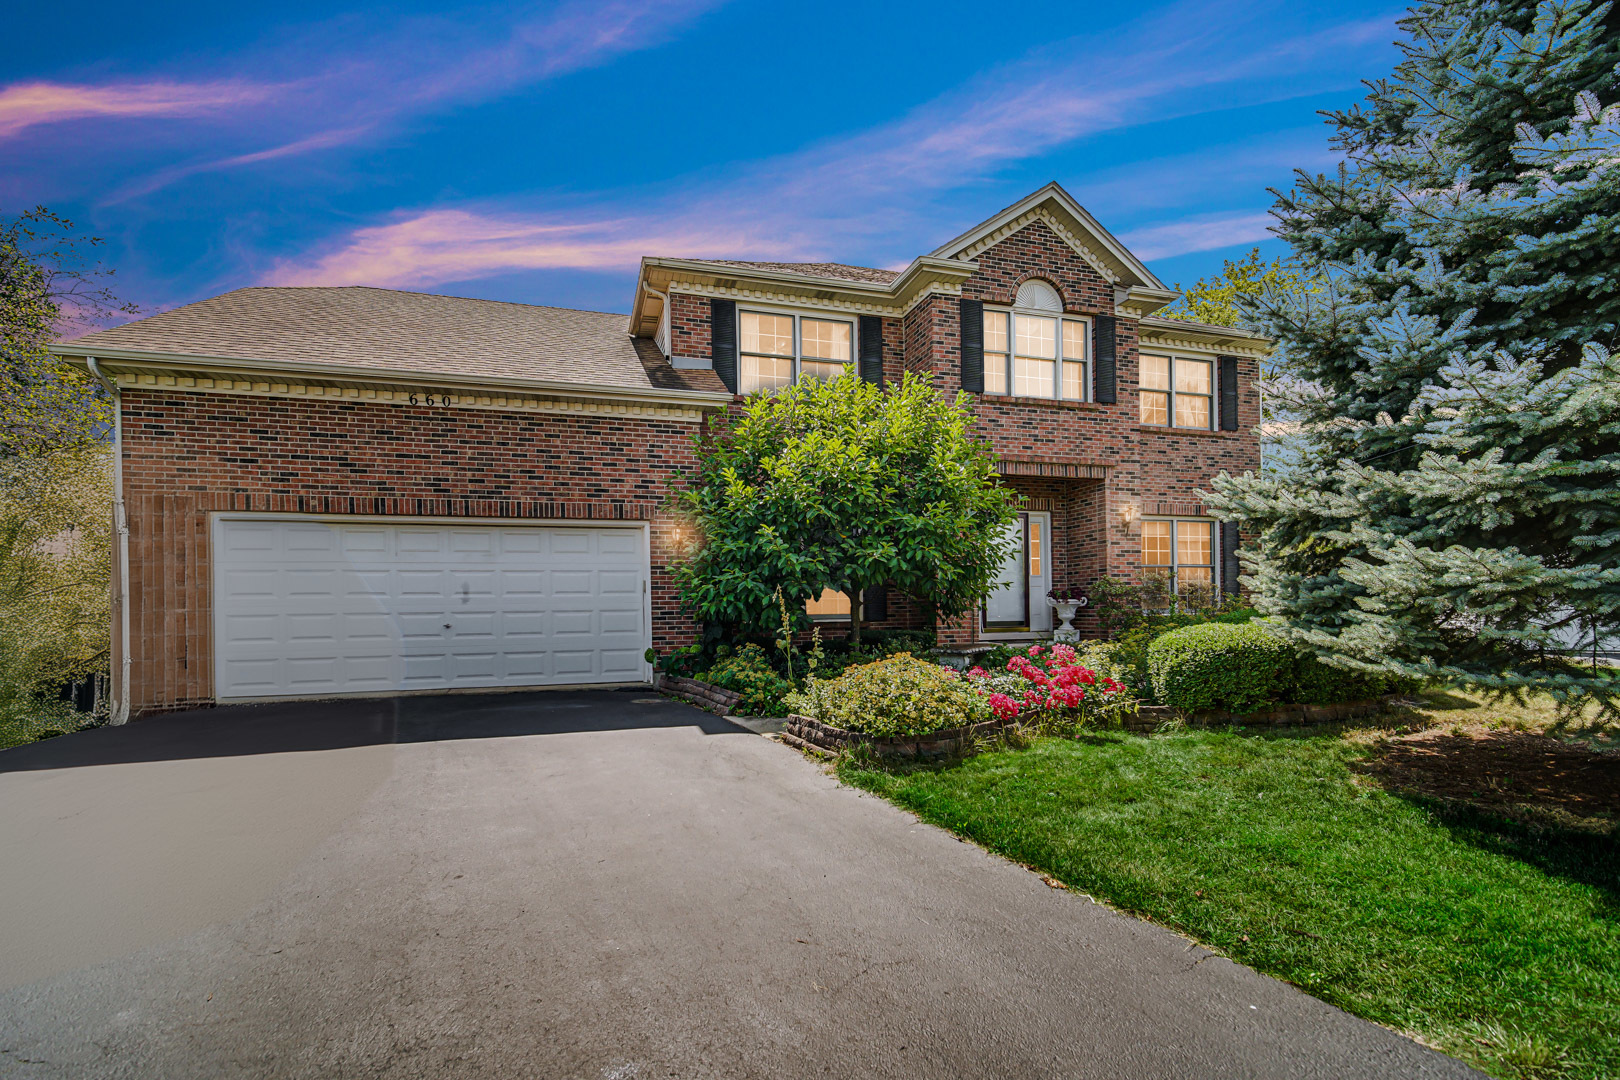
[1205,0,1620,710]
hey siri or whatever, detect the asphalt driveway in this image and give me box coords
[0,690,1477,1079]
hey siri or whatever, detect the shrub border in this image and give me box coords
[1128,694,1414,730]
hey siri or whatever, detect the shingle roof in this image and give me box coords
[668,259,900,285]
[59,286,720,394]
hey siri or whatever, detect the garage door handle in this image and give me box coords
[443,623,451,629]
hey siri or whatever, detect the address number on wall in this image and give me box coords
[408,394,452,407]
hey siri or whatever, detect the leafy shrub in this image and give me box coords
[699,644,795,716]
[813,653,990,737]
[1290,655,1416,704]
[1148,622,1292,713]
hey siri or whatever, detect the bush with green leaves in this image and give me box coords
[672,371,1019,644]
[803,653,990,737]
[1289,654,1416,706]
[698,644,795,716]
[1147,623,1294,714]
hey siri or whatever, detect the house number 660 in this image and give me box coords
[408,394,450,406]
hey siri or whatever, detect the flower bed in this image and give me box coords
[962,643,1134,727]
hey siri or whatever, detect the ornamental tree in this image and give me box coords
[1204,0,1620,711]
[672,372,1020,644]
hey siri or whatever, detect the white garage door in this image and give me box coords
[213,518,649,700]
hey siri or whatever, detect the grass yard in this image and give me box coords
[838,691,1620,1080]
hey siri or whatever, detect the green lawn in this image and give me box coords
[839,718,1620,1080]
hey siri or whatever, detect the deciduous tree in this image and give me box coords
[673,373,1020,644]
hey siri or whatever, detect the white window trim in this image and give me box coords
[1139,352,1216,430]
[1141,517,1217,597]
[982,305,1090,402]
[737,305,856,394]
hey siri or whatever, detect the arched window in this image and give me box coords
[981,279,1089,400]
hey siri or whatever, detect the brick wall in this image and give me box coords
[119,390,708,713]
[668,292,711,361]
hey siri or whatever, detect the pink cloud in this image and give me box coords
[0,79,275,139]
[263,209,796,287]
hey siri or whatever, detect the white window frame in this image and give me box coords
[738,307,856,395]
[1140,517,1217,601]
[1139,352,1215,430]
[981,305,1089,402]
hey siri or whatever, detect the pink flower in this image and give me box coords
[965,666,988,680]
[1050,644,1078,664]
[987,693,1019,720]
[1077,668,1096,685]
[1028,645,1044,656]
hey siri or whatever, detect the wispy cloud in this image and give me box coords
[4,0,723,169]
[1118,212,1277,259]
[265,209,790,287]
[267,3,1390,289]
[0,79,277,139]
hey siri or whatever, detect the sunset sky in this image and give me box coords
[4,0,1403,319]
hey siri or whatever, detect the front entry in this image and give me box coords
[984,512,1052,632]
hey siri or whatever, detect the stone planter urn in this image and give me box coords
[1048,596,1085,642]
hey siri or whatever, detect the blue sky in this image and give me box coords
[3,0,1402,320]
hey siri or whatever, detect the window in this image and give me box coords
[1141,519,1216,607]
[739,310,853,394]
[806,587,851,621]
[1139,354,1213,429]
[981,281,1088,401]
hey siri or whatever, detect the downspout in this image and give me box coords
[86,357,131,724]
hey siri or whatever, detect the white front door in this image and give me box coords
[213,517,649,700]
[984,512,1052,631]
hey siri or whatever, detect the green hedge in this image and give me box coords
[1147,623,1292,713]
[1147,622,1416,713]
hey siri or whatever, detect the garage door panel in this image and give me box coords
[215,519,647,699]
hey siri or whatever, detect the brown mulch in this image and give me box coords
[1356,728,1620,833]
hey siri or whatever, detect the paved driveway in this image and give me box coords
[0,690,1477,1079]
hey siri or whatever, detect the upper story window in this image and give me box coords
[982,280,1088,401]
[739,310,853,394]
[1140,354,1214,429]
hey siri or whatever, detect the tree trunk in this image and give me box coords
[847,588,863,646]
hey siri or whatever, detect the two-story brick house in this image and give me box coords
[56,183,1267,719]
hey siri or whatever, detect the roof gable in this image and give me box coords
[928,182,1166,291]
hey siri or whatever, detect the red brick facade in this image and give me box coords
[117,392,706,712]
[107,210,1263,713]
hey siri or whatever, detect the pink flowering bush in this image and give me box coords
[962,642,1133,728]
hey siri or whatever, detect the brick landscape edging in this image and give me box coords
[779,713,1013,761]
[657,675,742,716]
[1123,694,1411,731]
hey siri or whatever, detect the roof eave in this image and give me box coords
[51,345,735,408]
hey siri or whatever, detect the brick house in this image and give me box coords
[55,183,1268,720]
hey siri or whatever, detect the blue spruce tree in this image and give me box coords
[1206,0,1620,710]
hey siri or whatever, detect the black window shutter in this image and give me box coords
[1218,355,1239,431]
[859,315,884,385]
[959,298,984,393]
[1093,315,1117,404]
[710,298,738,394]
[863,585,888,623]
[1221,523,1241,598]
